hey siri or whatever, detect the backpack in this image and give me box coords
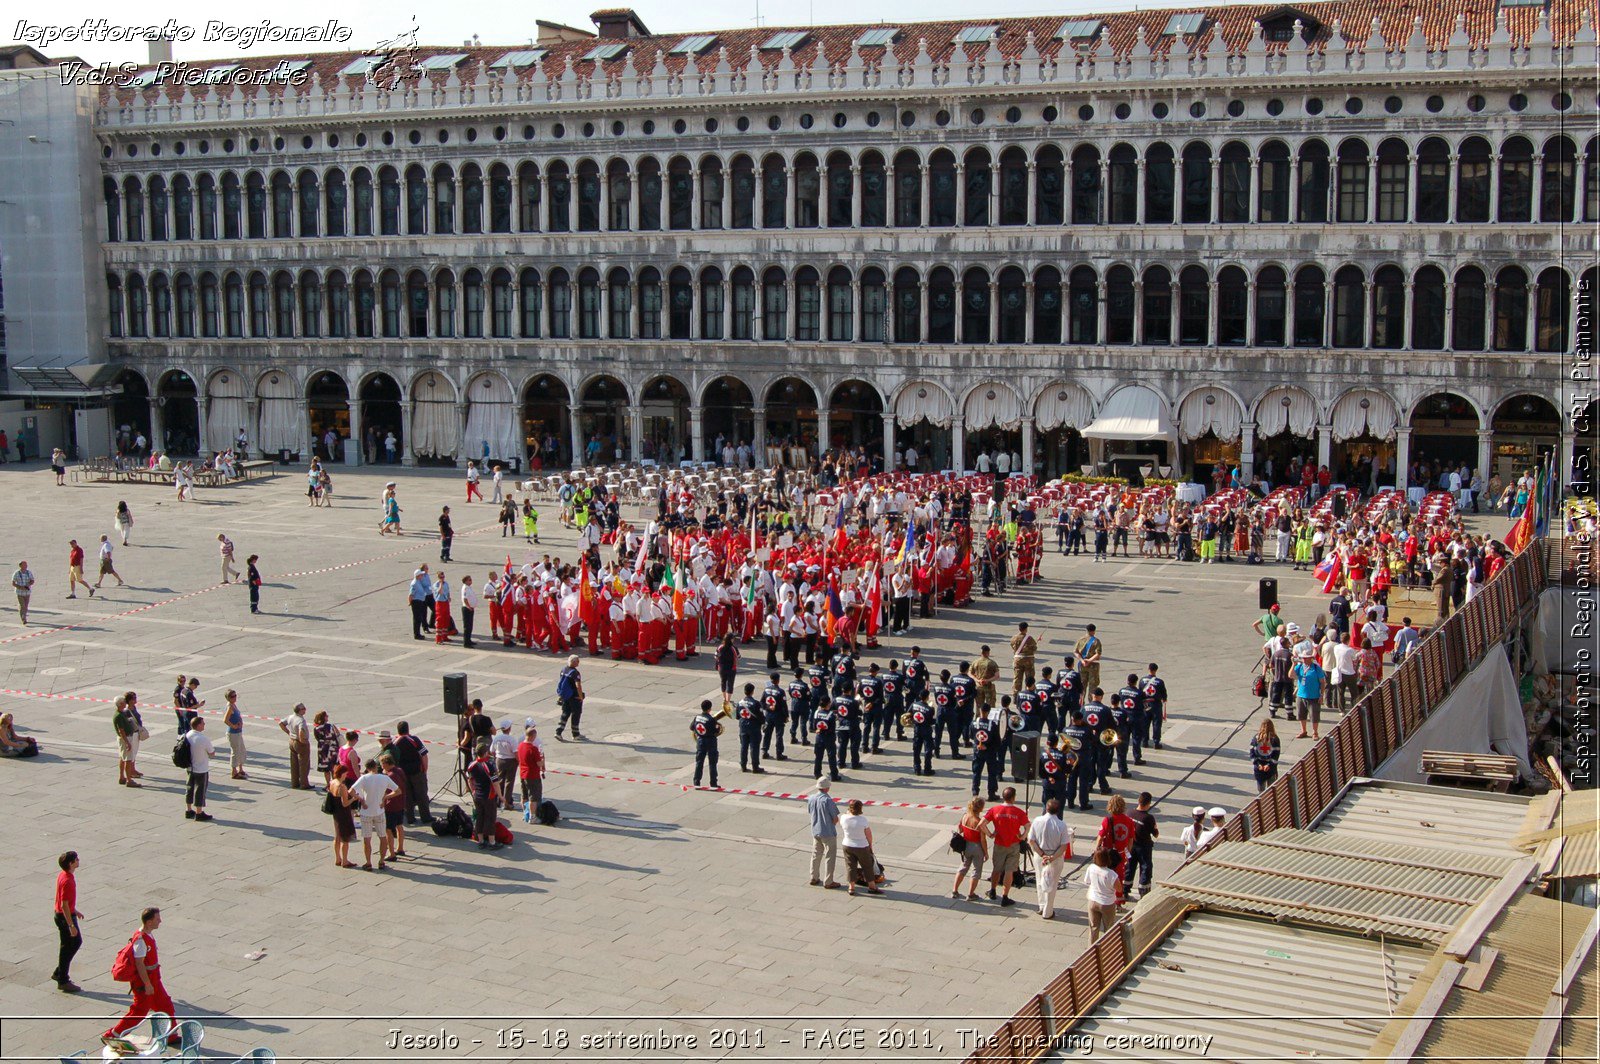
[555,668,578,700]
[171,733,191,769]
[493,820,514,845]
[535,800,559,826]
[110,933,144,982]
[444,804,475,838]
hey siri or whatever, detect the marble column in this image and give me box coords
[1394,427,1411,491]
[882,413,896,471]
[1020,416,1035,477]
[1477,428,1494,482]
[629,404,644,464]
[689,404,705,463]
[1239,421,1256,481]
[568,402,583,469]
[1316,422,1332,469]
[952,417,966,475]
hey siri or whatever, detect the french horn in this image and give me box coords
[1058,734,1083,751]
[899,711,914,728]
[1098,727,1121,747]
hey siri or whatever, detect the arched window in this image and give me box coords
[519,268,541,337]
[489,164,512,232]
[461,163,483,233]
[826,265,852,341]
[1145,144,1175,224]
[107,275,123,336]
[1037,146,1065,226]
[171,175,193,240]
[1411,266,1446,350]
[760,266,786,339]
[795,266,821,340]
[860,152,887,228]
[351,168,372,236]
[1219,143,1249,223]
[353,270,374,338]
[1255,266,1286,346]
[699,157,724,229]
[999,148,1028,225]
[1105,265,1135,344]
[127,274,147,336]
[640,267,663,338]
[1071,146,1102,224]
[576,161,601,232]
[150,273,171,337]
[668,266,693,339]
[248,271,269,336]
[103,177,121,241]
[324,169,346,237]
[731,266,755,339]
[825,152,852,228]
[997,266,1026,342]
[379,270,400,337]
[893,151,921,227]
[197,174,218,240]
[1217,265,1248,345]
[273,271,296,337]
[577,267,600,338]
[297,170,319,236]
[1541,137,1576,223]
[434,269,456,338]
[1332,265,1365,348]
[964,148,992,227]
[1457,138,1491,223]
[701,266,725,339]
[1335,140,1369,223]
[929,150,957,227]
[893,267,921,342]
[1297,141,1329,223]
[490,269,513,338]
[607,268,631,338]
[326,270,348,338]
[1178,265,1209,344]
[760,155,785,228]
[430,164,455,233]
[244,173,265,238]
[404,164,427,234]
[462,268,484,338]
[1492,266,1529,350]
[199,272,220,337]
[1377,139,1408,222]
[962,267,991,343]
[404,270,428,338]
[1142,266,1173,344]
[1452,266,1487,351]
[1181,144,1212,224]
[224,272,245,337]
[794,153,820,228]
[1293,266,1326,346]
[147,176,168,241]
[270,172,294,237]
[729,156,754,229]
[546,161,571,233]
[861,266,887,341]
[377,166,400,235]
[516,162,540,232]
[1259,142,1290,222]
[638,158,662,230]
[1416,138,1449,222]
[1371,265,1405,349]
[1108,145,1138,224]
[547,268,571,339]
[298,270,320,338]
[928,267,956,342]
[1034,266,1063,344]
[1067,266,1097,343]
[1535,268,1570,352]
[1499,137,1533,222]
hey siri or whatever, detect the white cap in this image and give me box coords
[1208,806,1227,818]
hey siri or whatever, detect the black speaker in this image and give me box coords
[1008,731,1040,783]
[1258,577,1278,610]
[443,672,469,715]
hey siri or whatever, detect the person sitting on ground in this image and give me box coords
[0,711,39,757]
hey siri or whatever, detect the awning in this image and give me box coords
[1081,386,1175,442]
[5,363,124,398]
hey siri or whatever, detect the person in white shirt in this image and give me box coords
[1027,799,1074,919]
[459,575,480,648]
[904,445,919,472]
[838,799,882,895]
[1195,807,1227,853]
[996,450,1012,476]
[1081,847,1121,939]
[490,718,519,811]
[490,465,505,504]
[351,759,400,868]
[183,718,218,821]
[1178,806,1208,858]
[976,451,992,475]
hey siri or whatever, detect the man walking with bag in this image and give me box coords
[554,656,585,741]
[102,907,178,1050]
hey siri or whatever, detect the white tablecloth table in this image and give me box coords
[1175,483,1207,504]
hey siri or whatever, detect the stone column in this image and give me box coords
[1096,281,1108,344]
[787,166,799,229]
[1024,283,1036,344]
[690,169,702,230]
[1206,280,1219,346]
[1394,427,1411,491]
[1288,160,1300,222]
[988,279,999,343]
[1133,281,1145,344]
[954,277,966,342]
[1443,281,1456,352]
[1316,422,1332,469]
[882,412,896,471]
[1246,281,1258,344]
[815,401,830,458]
[1136,160,1147,224]
[568,402,583,468]
[689,281,701,340]
[245,399,260,455]
[1406,152,1419,222]
[1285,280,1297,346]
[1325,280,1337,346]
[850,165,862,228]
[1026,162,1038,225]
[347,397,363,465]
[1363,282,1376,348]
[720,169,731,229]
[1401,281,1414,350]
[785,279,798,339]
[1530,159,1544,222]
[1488,154,1501,222]
[1210,157,1222,222]
[302,402,315,462]
[538,172,550,232]
[598,172,610,231]
[752,405,767,468]
[1365,155,1377,223]
[689,404,705,463]
[1476,428,1493,482]
[1239,421,1256,480]
[1447,154,1460,223]
[1020,416,1035,477]
[456,402,469,465]
[1574,152,1589,224]
[629,404,644,464]
[919,165,931,226]
[952,416,966,475]
[1248,158,1261,223]
[400,399,415,467]
[918,282,929,340]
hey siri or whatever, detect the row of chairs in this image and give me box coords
[62,1012,272,1062]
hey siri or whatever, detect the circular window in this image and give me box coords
[102,145,111,158]
[736,116,750,131]
[611,121,624,136]
[1305,97,1324,115]
[273,136,285,150]
[1152,102,1169,120]
[1509,93,1527,112]
[866,111,880,128]
[1114,103,1131,120]
[1384,95,1402,115]
[705,117,719,133]
[1425,95,1444,113]
[1344,97,1363,115]
[553,122,566,138]
[1005,105,1021,124]
[382,131,394,145]
[1042,105,1058,123]
[247,137,259,152]
[466,127,478,143]
[832,112,846,129]
[521,125,534,140]
[643,120,656,135]
[126,144,138,157]
[1079,104,1094,121]
[198,140,210,154]
[493,126,505,141]
[436,129,449,144]
[301,135,313,149]
[174,141,185,155]
[767,115,780,131]
[1467,94,1485,113]
[1189,101,1205,118]
[970,108,985,125]
[407,130,421,145]
[1227,99,1244,117]
[327,134,339,148]
[149,143,160,156]
[799,113,814,129]
[223,138,234,152]
[935,109,950,127]
[672,118,686,134]
[1554,92,1572,111]
[900,109,915,128]
[581,122,595,138]
[1266,98,1284,116]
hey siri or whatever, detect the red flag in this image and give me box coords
[579,556,596,626]
[865,567,882,637]
[1505,504,1535,554]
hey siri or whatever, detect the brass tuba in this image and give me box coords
[899,711,914,728]
[1098,727,1121,747]
[1058,733,1083,751]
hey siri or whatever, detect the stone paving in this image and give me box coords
[0,464,1401,1062]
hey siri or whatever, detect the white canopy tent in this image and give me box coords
[255,373,301,454]
[1082,385,1176,443]
[205,371,246,454]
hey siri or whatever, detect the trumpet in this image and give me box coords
[1098,727,1121,747]
[1058,734,1083,751]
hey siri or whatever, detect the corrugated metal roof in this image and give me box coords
[1312,779,1547,860]
[1547,828,1599,880]
[1070,914,1433,1062]
[1161,830,1516,942]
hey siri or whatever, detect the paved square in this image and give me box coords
[3,465,1347,1062]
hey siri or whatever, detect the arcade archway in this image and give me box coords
[306,371,350,462]
[155,370,198,456]
[764,377,819,468]
[360,373,403,464]
[521,374,571,471]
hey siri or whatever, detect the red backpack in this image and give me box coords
[110,932,145,982]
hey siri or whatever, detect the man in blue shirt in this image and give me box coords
[806,777,841,889]
[1292,655,1326,740]
[409,565,434,640]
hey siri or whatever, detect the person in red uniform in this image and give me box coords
[1096,795,1139,905]
[486,573,504,642]
[51,850,84,992]
[103,907,178,1047]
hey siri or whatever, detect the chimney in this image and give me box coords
[147,35,173,65]
[590,8,651,40]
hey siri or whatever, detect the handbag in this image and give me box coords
[1252,675,1267,699]
[321,791,338,815]
[949,830,968,854]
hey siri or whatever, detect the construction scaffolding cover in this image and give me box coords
[1373,644,1535,785]
[1081,385,1174,442]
